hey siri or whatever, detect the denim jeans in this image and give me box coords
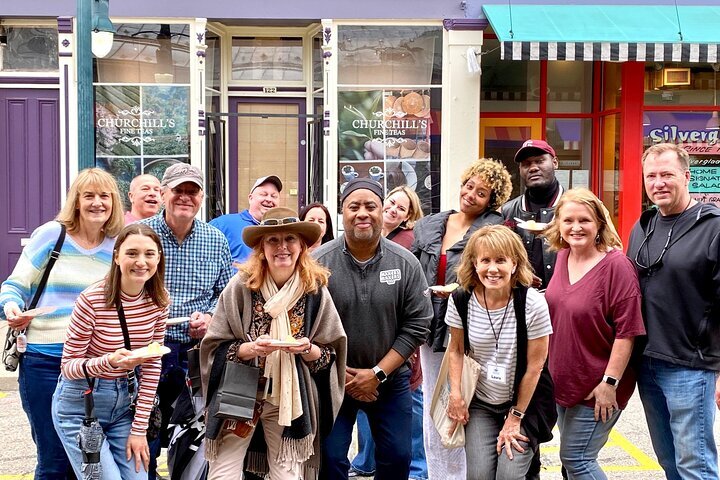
[322,369,412,480]
[18,352,75,480]
[351,387,428,479]
[556,403,621,479]
[637,357,719,480]
[52,376,147,480]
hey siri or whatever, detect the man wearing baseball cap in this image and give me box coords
[140,162,234,478]
[314,177,432,479]
[209,175,283,265]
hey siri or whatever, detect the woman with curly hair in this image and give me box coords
[200,207,346,480]
[411,158,512,479]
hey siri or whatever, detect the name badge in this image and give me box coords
[487,363,507,384]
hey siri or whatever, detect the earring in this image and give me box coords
[595,234,601,244]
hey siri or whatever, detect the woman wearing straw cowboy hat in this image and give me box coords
[200,207,347,480]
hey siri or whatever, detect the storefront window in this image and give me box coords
[480,38,540,113]
[231,37,303,82]
[603,63,622,110]
[547,62,592,113]
[206,31,221,91]
[0,26,58,71]
[644,62,719,107]
[94,23,192,206]
[337,26,442,215]
[601,114,621,225]
[643,111,720,208]
[546,118,592,190]
[312,35,323,90]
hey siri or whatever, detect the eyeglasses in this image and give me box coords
[171,187,201,197]
[261,216,299,226]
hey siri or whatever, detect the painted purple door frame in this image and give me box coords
[227,96,307,212]
[0,88,61,281]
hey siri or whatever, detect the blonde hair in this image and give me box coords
[544,188,623,252]
[385,185,424,229]
[460,158,513,211]
[240,235,330,293]
[56,168,124,238]
[642,143,690,171]
[456,225,534,292]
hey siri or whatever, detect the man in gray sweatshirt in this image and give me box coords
[315,177,432,480]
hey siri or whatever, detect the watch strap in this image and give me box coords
[602,374,619,387]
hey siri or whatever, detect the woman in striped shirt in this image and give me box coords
[52,224,169,479]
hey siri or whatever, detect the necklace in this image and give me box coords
[482,289,513,352]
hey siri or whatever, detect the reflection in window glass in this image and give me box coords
[206,32,221,91]
[96,24,191,84]
[1,27,58,71]
[602,63,622,110]
[546,119,592,191]
[313,35,323,90]
[547,62,592,113]
[644,62,719,107]
[480,39,540,112]
[338,26,442,86]
[601,114,621,226]
[231,37,303,82]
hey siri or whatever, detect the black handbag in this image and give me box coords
[3,224,66,372]
[214,360,260,422]
[116,301,163,440]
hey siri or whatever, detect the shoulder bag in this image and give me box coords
[3,223,66,372]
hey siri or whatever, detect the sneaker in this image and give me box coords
[348,467,375,477]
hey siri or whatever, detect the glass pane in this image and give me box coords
[644,63,719,107]
[603,63,622,110]
[312,35,323,90]
[206,32,221,91]
[1,27,58,71]
[480,38,540,112]
[546,119,592,192]
[601,114,621,227]
[96,23,191,84]
[643,111,720,208]
[338,26,442,86]
[231,37,303,82]
[547,61,592,113]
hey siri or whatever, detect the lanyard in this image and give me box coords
[482,289,512,353]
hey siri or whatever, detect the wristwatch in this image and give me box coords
[602,374,619,388]
[372,366,388,384]
[509,407,525,419]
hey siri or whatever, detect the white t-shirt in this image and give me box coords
[445,288,552,405]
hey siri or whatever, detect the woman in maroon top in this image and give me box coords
[544,188,645,479]
[381,185,424,249]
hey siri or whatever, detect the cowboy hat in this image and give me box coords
[242,207,322,249]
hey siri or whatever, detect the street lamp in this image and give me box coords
[91,0,115,58]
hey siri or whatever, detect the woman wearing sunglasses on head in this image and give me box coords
[544,188,645,479]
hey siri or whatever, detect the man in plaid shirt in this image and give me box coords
[141,163,233,479]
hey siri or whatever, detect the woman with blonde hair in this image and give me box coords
[200,207,346,480]
[0,167,124,479]
[446,225,553,479]
[381,185,424,249]
[412,158,512,479]
[544,188,644,479]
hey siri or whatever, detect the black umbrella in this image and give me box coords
[167,385,207,480]
[78,385,105,480]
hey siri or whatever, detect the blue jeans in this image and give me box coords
[322,368,412,480]
[18,352,75,479]
[637,357,719,480]
[52,376,147,480]
[351,387,428,479]
[556,403,621,479]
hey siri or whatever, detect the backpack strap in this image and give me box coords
[451,288,473,355]
[512,285,529,404]
[27,223,66,310]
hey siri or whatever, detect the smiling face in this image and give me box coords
[342,189,383,246]
[262,232,302,282]
[643,149,691,216]
[459,175,492,217]
[162,181,203,223]
[115,233,161,295]
[249,183,280,221]
[128,175,161,219]
[382,190,411,232]
[304,207,328,245]
[558,201,600,254]
[518,153,558,190]
[78,188,112,228]
[474,248,516,295]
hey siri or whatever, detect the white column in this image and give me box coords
[321,19,339,228]
[191,17,208,217]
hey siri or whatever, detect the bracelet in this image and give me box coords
[509,407,525,419]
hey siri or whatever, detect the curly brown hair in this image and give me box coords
[460,158,513,211]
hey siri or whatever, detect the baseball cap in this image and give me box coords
[161,163,204,189]
[513,140,557,163]
[340,177,384,204]
[251,175,283,193]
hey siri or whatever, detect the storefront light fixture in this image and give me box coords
[91,0,115,58]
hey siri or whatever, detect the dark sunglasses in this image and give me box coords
[261,217,299,226]
[171,187,201,197]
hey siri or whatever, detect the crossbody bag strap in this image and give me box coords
[115,301,138,399]
[27,223,66,310]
